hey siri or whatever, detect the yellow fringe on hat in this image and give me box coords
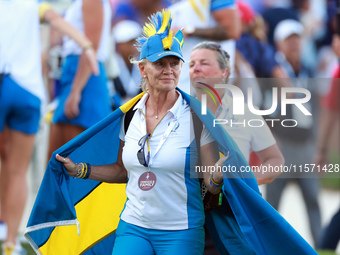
[137,9,174,51]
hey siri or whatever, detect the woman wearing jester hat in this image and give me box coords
[57,9,225,254]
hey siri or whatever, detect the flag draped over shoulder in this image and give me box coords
[25,89,317,255]
[188,94,317,255]
[25,93,144,255]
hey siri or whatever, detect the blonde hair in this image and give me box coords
[130,57,148,92]
[249,16,267,42]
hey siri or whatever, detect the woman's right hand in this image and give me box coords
[64,91,81,119]
[56,154,78,177]
[84,47,99,76]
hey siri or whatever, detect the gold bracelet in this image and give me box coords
[210,173,223,187]
[80,163,87,179]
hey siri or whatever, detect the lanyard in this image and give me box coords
[150,117,178,167]
[139,109,179,169]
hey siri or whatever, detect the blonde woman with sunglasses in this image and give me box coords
[56,10,224,255]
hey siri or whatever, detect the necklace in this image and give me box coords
[155,108,163,119]
[150,94,178,119]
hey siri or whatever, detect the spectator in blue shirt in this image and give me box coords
[236,1,288,79]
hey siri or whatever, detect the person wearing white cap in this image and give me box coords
[266,19,322,246]
[273,19,306,78]
[274,19,304,45]
[111,20,142,107]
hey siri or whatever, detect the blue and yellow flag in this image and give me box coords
[25,89,317,255]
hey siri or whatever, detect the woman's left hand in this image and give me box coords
[211,151,229,184]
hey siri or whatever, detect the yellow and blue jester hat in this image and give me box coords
[136,9,185,62]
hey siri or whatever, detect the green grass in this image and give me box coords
[316,250,338,255]
[21,242,35,255]
[321,151,340,191]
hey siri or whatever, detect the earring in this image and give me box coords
[143,75,147,78]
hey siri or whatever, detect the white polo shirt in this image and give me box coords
[62,0,112,62]
[0,0,45,101]
[215,94,276,161]
[119,91,213,230]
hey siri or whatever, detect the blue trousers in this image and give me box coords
[318,208,340,250]
[112,220,205,255]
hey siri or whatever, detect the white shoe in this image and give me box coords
[0,221,7,241]
[2,242,27,255]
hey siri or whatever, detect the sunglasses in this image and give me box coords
[137,133,151,167]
